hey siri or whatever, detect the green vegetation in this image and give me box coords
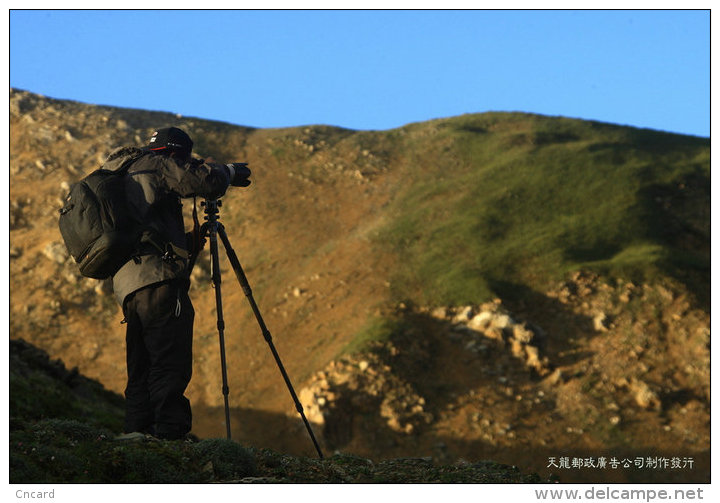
[9,339,125,431]
[9,339,257,483]
[379,113,709,307]
[10,418,257,483]
[341,316,405,356]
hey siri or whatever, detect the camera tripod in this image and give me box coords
[188,197,324,459]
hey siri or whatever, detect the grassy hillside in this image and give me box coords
[376,113,709,308]
[182,107,710,325]
[183,108,710,310]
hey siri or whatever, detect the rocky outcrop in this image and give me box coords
[300,351,433,447]
[299,299,550,448]
[427,300,550,375]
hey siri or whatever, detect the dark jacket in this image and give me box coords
[103,146,231,306]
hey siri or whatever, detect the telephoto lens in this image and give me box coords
[227,163,251,187]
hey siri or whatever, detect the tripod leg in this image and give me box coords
[217,224,325,459]
[209,224,233,440]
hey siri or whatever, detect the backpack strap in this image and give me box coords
[190,196,202,257]
[137,229,189,262]
[186,197,205,275]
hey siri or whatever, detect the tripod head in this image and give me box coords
[201,198,222,222]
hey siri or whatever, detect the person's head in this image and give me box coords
[147,127,193,161]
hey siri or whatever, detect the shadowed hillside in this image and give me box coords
[9,88,709,483]
[10,338,540,483]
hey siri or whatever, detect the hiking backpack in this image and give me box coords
[58,156,143,279]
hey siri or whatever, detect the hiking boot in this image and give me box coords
[114,432,146,442]
[114,432,160,442]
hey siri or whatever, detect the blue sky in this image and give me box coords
[9,9,710,137]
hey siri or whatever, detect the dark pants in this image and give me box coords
[123,280,194,439]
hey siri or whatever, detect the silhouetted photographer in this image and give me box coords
[100,127,250,441]
[60,126,321,456]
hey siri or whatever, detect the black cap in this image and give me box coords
[147,127,193,156]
